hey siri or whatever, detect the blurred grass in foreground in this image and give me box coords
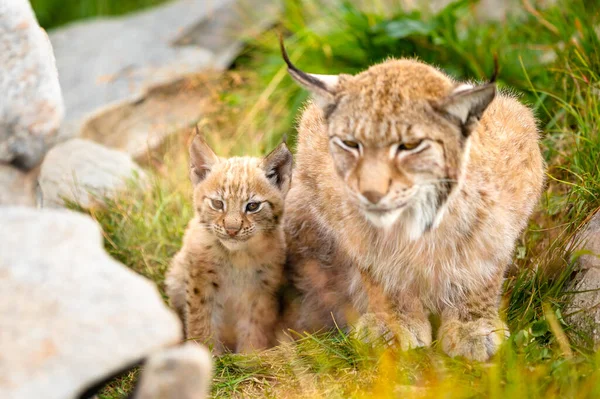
[60,0,600,397]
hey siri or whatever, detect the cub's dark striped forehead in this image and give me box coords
[201,157,284,204]
[210,158,261,199]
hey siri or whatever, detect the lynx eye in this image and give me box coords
[209,199,224,211]
[341,140,360,149]
[245,201,261,213]
[398,140,423,152]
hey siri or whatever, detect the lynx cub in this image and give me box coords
[166,132,292,354]
[280,39,544,361]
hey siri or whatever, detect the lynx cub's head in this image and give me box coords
[281,40,496,237]
[189,133,292,251]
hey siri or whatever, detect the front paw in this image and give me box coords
[352,312,431,351]
[439,318,508,361]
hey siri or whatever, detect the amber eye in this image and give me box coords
[209,199,224,211]
[246,202,261,213]
[341,140,360,150]
[398,140,423,151]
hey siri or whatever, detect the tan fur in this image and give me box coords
[166,136,292,354]
[282,58,545,361]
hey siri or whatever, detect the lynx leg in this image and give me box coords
[289,258,355,333]
[185,264,220,352]
[438,271,509,361]
[236,292,278,353]
[165,251,187,323]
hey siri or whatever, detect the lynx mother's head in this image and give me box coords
[281,39,496,238]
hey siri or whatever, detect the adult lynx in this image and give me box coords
[280,40,544,361]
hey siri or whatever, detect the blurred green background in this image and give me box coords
[31,0,170,29]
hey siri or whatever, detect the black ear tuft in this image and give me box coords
[489,53,499,84]
[279,34,340,109]
[279,33,329,94]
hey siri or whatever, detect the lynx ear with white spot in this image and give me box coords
[262,142,293,195]
[189,127,219,186]
[435,83,496,135]
[279,35,339,108]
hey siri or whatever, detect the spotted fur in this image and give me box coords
[166,134,292,354]
[280,51,545,361]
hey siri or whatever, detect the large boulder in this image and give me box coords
[567,212,600,347]
[0,0,64,169]
[49,0,279,160]
[135,343,213,399]
[78,74,212,163]
[38,138,146,208]
[0,207,182,399]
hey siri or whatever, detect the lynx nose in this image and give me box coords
[223,215,242,238]
[361,190,385,205]
[226,228,239,237]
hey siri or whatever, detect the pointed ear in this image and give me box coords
[279,34,339,109]
[434,83,496,136]
[189,129,219,186]
[262,142,293,194]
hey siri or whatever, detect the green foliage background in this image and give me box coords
[31,0,169,29]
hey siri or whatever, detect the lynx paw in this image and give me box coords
[439,318,508,361]
[353,313,431,351]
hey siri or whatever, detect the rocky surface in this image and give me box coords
[79,74,213,162]
[0,164,38,206]
[135,343,213,399]
[49,0,279,160]
[37,138,146,208]
[0,207,182,399]
[567,212,600,347]
[0,0,64,169]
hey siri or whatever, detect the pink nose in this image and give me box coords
[226,228,239,237]
[361,190,384,204]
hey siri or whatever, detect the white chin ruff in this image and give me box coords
[363,197,440,240]
[362,208,404,229]
[219,239,248,251]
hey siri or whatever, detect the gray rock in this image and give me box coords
[0,0,64,169]
[567,212,600,347]
[49,0,279,158]
[135,343,213,399]
[79,75,211,162]
[0,164,37,206]
[0,207,182,399]
[38,138,146,208]
[572,213,600,270]
[173,0,279,63]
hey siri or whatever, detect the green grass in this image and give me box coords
[64,0,600,397]
[31,0,171,29]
